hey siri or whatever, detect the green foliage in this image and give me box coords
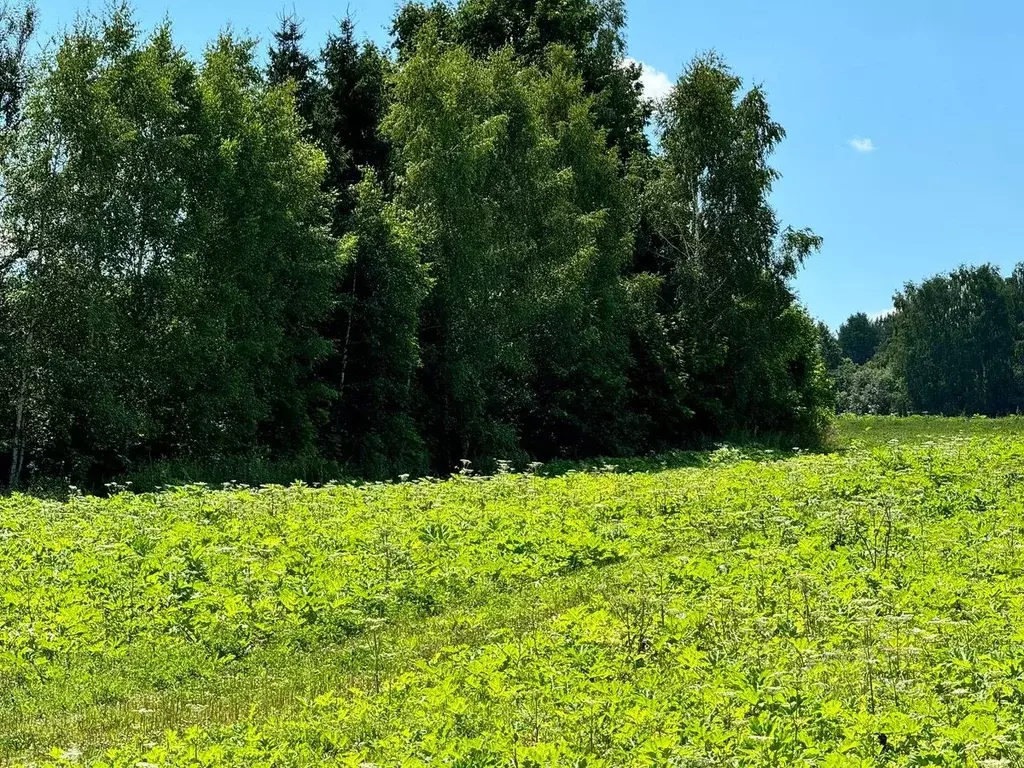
[0,7,336,484]
[817,321,844,371]
[0,0,34,138]
[393,0,649,159]
[192,33,337,455]
[893,264,1017,415]
[265,12,319,131]
[391,0,455,59]
[385,39,537,467]
[834,359,909,415]
[619,271,693,448]
[314,17,392,225]
[4,419,1024,765]
[516,46,637,458]
[385,37,642,468]
[828,262,1024,419]
[327,171,430,478]
[838,312,884,365]
[640,52,831,441]
[266,13,403,476]
[0,0,834,487]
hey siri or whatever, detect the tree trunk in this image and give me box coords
[8,332,29,489]
[339,268,358,398]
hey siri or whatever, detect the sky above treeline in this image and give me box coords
[36,0,1024,329]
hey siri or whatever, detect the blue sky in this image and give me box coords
[36,0,1024,328]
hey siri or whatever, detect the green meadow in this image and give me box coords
[4,416,1024,767]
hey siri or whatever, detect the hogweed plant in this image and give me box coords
[1,419,1024,765]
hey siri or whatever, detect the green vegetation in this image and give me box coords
[825,263,1024,417]
[0,0,1015,764]
[835,413,1024,448]
[0,0,832,490]
[2,417,1024,766]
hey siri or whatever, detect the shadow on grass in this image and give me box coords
[13,422,863,499]
[14,435,834,499]
[536,432,828,479]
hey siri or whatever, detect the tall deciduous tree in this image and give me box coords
[518,46,635,457]
[641,52,830,440]
[190,32,336,456]
[0,0,37,485]
[386,35,639,468]
[386,38,544,468]
[393,0,649,159]
[2,9,201,482]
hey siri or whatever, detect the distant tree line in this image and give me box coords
[0,0,832,489]
[821,263,1024,417]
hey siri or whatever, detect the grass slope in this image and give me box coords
[3,417,1024,766]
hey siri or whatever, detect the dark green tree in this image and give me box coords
[328,170,430,477]
[1007,263,1024,404]
[310,17,398,474]
[316,17,392,226]
[893,264,1016,415]
[192,32,337,456]
[838,311,882,365]
[265,11,319,132]
[517,46,635,458]
[386,40,536,467]
[619,271,692,448]
[874,312,896,357]
[816,321,844,371]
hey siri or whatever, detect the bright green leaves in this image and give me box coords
[6,426,1024,765]
[385,38,637,467]
[0,8,336,482]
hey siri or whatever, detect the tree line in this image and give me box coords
[0,0,832,489]
[822,263,1024,417]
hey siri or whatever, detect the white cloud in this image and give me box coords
[869,308,894,321]
[849,137,877,153]
[623,58,674,103]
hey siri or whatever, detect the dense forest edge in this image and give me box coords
[822,263,1024,417]
[0,0,1013,494]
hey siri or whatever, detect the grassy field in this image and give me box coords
[4,416,1024,766]
[835,413,1024,447]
